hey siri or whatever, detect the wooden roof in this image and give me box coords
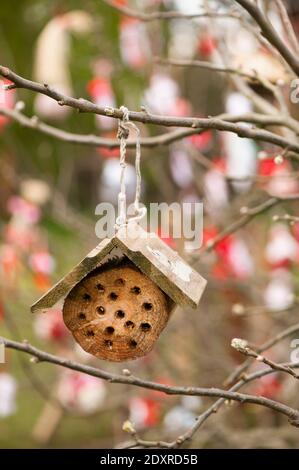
[31,224,207,314]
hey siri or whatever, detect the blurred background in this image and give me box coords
[1,0,299,449]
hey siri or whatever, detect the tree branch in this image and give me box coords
[167,359,299,449]
[235,0,299,76]
[102,0,239,22]
[156,56,296,117]
[201,195,299,254]
[232,338,299,380]
[225,322,299,386]
[1,335,299,429]
[273,214,299,223]
[275,0,299,56]
[0,106,200,149]
[130,322,299,448]
[1,66,299,153]
[156,57,268,82]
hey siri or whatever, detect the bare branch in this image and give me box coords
[232,338,299,380]
[273,214,299,223]
[1,335,299,429]
[134,322,299,448]
[170,358,299,449]
[193,150,299,182]
[201,195,299,254]
[102,0,239,22]
[0,106,199,149]
[156,57,267,82]
[1,66,299,153]
[235,0,299,76]
[275,0,299,56]
[226,322,299,386]
[157,56,296,117]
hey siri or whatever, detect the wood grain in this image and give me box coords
[63,263,171,361]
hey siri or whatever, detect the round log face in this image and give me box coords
[63,264,170,361]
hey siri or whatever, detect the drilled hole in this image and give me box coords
[109,292,118,301]
[131,286,141,294]
[82,293,91,301]
[129,339,137,349]
[78,312,86,320]
[104,326,115,335]
[97,306,105,315]
[115,278,125,286]
[140,322,151,332]
[104,339,113,349]
[125,320,135,329]
[143,302,153,311]
[96,283,105,293]
[86,330,95,337]
[115,310,125,319]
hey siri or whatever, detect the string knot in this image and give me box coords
[117,107,130,140]
[117,124,130,141]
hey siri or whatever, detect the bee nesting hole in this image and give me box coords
[104,326,115,335]
[143,302,153,311]
[63,259,172,362]
[82,293,91,301]
[109,292,118,301]
[131,286,141,294]
[97,306,105,315]
[140,322,151,332]
[115,310,125,319]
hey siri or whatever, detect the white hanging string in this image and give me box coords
[115,106,146,229]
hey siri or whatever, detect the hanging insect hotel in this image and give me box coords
[31,107,207,362]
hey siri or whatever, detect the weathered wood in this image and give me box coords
[31,239,117,313]
[31,223,206,314]
[115,224,207,308]
[63,263,171,361]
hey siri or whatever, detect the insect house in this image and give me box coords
[31,224,207,362]
[31,107,207,362]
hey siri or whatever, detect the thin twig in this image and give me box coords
[156,57,267,82]
[273,214,299,224]
[102,0,240,22]
[158,56,295,115]
[1,335,299,428]
[0,106,201,149]
[168,360,299,449]
[275,0,299,56]
[226,322,299,386]
[201,195,299,254]
[232,339,299,380]
[126,321,299,448]
[1,67,299,153]
[235,0,299,76]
